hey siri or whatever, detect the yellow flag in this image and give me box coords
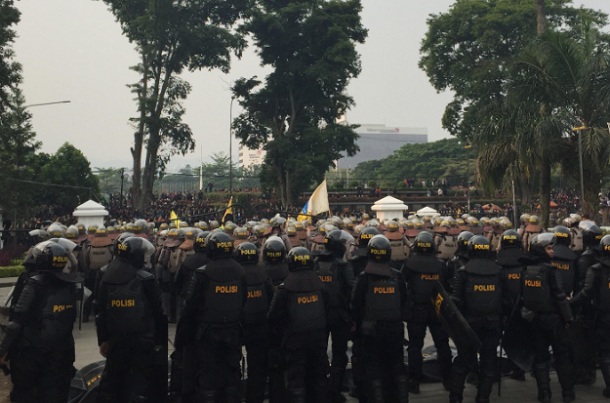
[222,197,234,224]
[170,210,180,228]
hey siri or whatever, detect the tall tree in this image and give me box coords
[101,0,252,210]
[36,143,100,215]
[232,0,367,205]
[419,0,607,226]
[0,0,21,111]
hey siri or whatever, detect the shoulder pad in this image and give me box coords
[136,270,154,281]
[337,259,348,266]
[29,274,45,286]
[195,265,207,274]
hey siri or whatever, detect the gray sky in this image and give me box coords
[12,0,610,172]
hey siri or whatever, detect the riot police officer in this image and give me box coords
[403,231,452,393]
[495,229,528,381]
[446,231,474,292]
[351,235,409,403]
[450,236,507,403]
[96,235,167,402]
[171,229,210,402]
[237,242,275,403]
[521,233,574,403]
[268,247,329,403]
[572,224,603,385]
[179,231,247,402]
[317,229,356,402]
[552,226,578,296]
[0,242,82,403]
[571,235,610,398]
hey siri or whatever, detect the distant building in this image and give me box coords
[337,124,427,169]
[237,123,428,169]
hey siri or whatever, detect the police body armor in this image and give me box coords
[436,234,458,261]
[284,270,326,333]
[522,265,553,313]
[244,267,270,326]
[364,275,401,322]
[462,260,502,319]
[168,247,182,274]
[105,270,154,335]
[496,248,527,301]
[552,248,576,296]
[203,276,242,324]
[28,276,78,348]
[315,259,342,309]
[87,244,113,270]
[265,262,289,288]
[592,262,610,312]
[404,255,445,304]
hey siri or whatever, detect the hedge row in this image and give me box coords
[0,265,24,278]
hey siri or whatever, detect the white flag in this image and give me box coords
[307,180,330,216]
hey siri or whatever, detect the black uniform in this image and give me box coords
[403,253,452,390]
[521,255,574,403]
[96,258,167,402]
[314,253,355,401]
[180,257,247,402]
[571,256,610,396]
[0,271,81,403]
[351,262,409,403]
[268,268,329,402]
[572,245,602,385]
[243,264,275,403]
[450,258,508,403]
[170,251,209,402]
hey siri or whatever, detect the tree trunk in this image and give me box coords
[536,0,547,35]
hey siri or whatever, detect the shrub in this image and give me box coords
[0,265,24,278]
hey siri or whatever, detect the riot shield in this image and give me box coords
[432,282,481,371]
[502,308,535,372]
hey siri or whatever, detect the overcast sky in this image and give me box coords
[12,0,610,172]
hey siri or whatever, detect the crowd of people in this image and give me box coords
[1,210,610,403]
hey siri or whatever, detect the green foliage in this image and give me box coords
[232,0,367,205]
[0,265,24,278]
[351,138,473,188]
[0,0,21,110]
[102,0,253,208]
[34,143,100,214]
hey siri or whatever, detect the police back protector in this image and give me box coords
[462,259,502,318]
[284,270,326,333]
[36,276,78,348]
[105,270,154,335]
[522,265,553,312]
[404,255,445,304]
[244,266,270,325]
[364,274,401,322]
[200,260,245,325]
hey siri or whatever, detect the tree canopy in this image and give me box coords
[232,0,367,205]
[101,0,252,210]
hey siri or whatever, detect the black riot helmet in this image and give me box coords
[500,229,521,249]
[116,236,155,268]
[456,231,474,255]
[287,247,314,272]
[234,242,259,266]
[553,226,571,246]
[529,233,556,259]
[194,230,211,253]
[468,235,491,258]
[324,229,355,258]
[206,232,234,260]
[263,236,286,264]
[35,241,70,272]
[358,227,381,248]
[600,235,610,258]
[367,235,392,262]
[413,231,435,255]
[114,232,135,256]
[583,225,603,248]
